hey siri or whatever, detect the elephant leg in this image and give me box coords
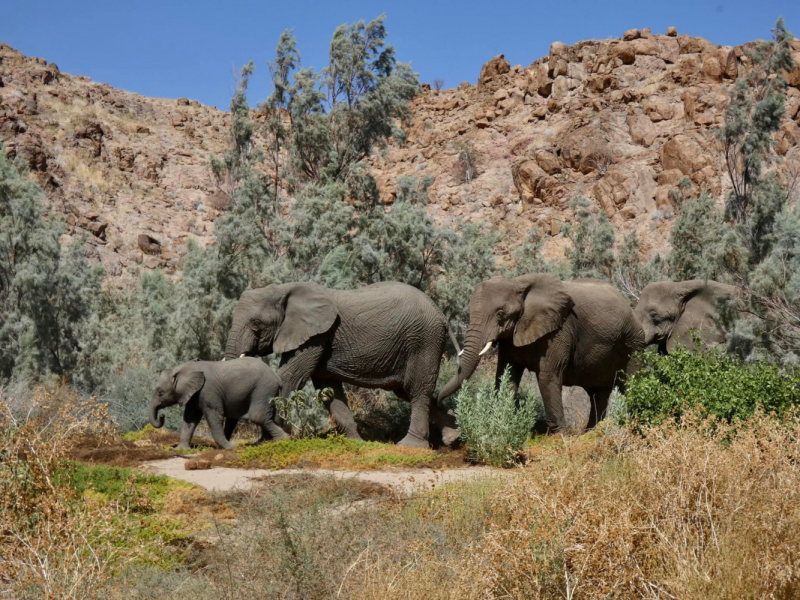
[586,388,612,431]
[223,418,239,442]
[430,403,460,447]
[247,397,290,443]
[399,392,431,448]
[177,402,202,450]
[278,345,326,397]
[495,349,525,406]
[538,372,567,433]
[313,378,362,441]
[205,410,235,450]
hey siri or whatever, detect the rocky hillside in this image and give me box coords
[2,27,800,283]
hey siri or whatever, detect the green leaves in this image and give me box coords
[625,346,800,427]
[455,368,541,467]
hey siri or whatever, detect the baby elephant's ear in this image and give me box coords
[274,283,338,354]
[172,365,205,406]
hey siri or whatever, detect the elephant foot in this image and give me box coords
[440,426,461,447]
[175,443,191,451]
[398,434,430,449]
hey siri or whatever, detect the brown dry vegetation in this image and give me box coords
[3,387,800,599]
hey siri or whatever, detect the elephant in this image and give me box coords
[634,280,736,353]
[149,357,287,450]
[224,281,458,448]
[439,274,645,433]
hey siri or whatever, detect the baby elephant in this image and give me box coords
[148,357,288,450]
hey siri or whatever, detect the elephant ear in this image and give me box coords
[172,365,205,407]
[274,283,338,354]
[513,274,574,347]
[669,280,732,352]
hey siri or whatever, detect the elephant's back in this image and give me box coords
[566,279,643,346]
[336,283,447,330]
[331,283,446,362]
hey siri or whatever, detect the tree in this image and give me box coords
[720,18,795,264]
[562,196,616,280]
[0,151,102,383]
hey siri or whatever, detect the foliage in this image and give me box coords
[720,18,794,233]
[613,230,667,303]
[624,345,800,426]
[234,434,438,469]
[0,387,132,597]
[452,140,479,184]
[455,368,540,467]
[432,223,498,337]
[0,151,102,384]
[272,387,332,439]
[562,196,615,280]
[666,191,746,282]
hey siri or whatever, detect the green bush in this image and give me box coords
[455,369,539,467]
[625,346,800,426]
[272,388,332,439]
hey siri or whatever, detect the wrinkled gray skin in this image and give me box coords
[224,281,458,448]
[634,280,736,353]
[149,358,287,450]
[439,274,645,433]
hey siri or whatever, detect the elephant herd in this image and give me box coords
[148,275,735,449]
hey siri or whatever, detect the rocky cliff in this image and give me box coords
[2,27,800,283]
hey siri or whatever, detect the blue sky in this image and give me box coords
[3,0,798,111]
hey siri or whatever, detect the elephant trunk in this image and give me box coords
[438,328,485,401]
[149,398,165,429]
[224,323,253,360]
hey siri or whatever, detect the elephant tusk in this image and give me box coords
[221,357,226,362]
[478,342,494,356]
[239,353,246,358]
[458,349,464,357]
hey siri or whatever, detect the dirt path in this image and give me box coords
[144,457,500,495]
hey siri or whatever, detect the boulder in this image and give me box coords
[612,43,636,65]
[661,134,710,175]
[138,234,161,255]
[184,459,211,471]
[511,159,559,205]
[593,164,658,216]
[534,149,562,174]
[526,63,553,97]
[666,26,678,37]
[623,29,641,41]
[478,54,510,90]
[701,56,722,81]
[627,112,657,147]
[643,96,675,122]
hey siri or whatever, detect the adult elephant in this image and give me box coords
[439,274,644,433]
[634,280,736,353]
[224,281,458,448]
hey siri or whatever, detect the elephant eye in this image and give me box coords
[157,388,164,397]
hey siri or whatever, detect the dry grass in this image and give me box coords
[56,150,112,195]
[352,411,800,599]
[0,387,128,598]
[4,385,800,599]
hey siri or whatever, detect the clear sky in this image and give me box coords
[3,0,799,111]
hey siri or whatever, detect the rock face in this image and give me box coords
[2,32,800,282]
[0,43,228,287]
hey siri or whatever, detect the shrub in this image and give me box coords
[452,140,479,184]
[272,388,332,439]
[455,368,539,467]
[624,345,800,426]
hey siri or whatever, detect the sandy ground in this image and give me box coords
[145,457,500,495]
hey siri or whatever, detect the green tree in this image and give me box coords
[720,18,795,265]
[562,196,616,280]
[0,151,102,383]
